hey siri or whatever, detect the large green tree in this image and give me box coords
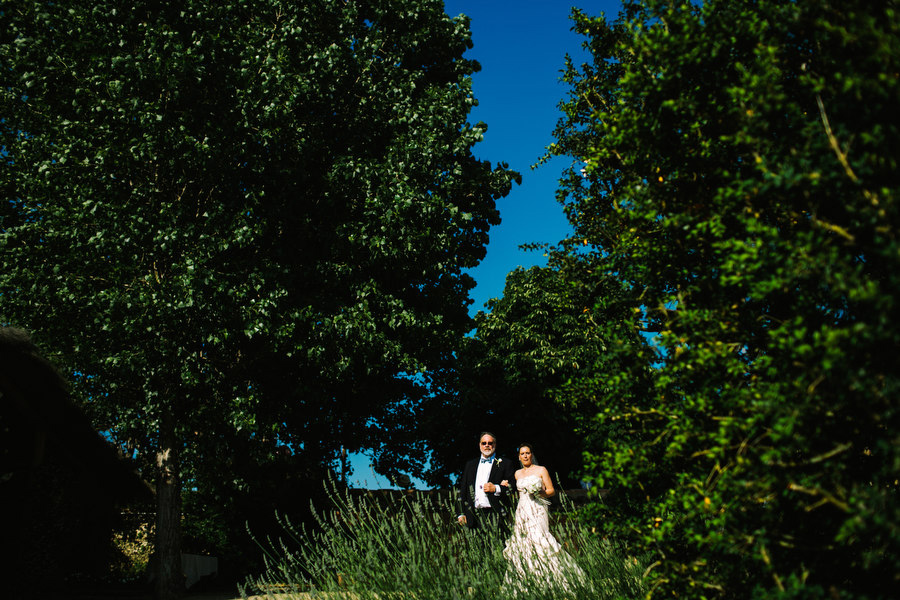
[547,0,899,597]
[1,0,515,596]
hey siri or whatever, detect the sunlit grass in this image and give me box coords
[241,480,646,600]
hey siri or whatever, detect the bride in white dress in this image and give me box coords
[502,443,586,593]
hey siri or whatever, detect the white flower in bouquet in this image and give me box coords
[519,477,542,495]
[519,476,549,504]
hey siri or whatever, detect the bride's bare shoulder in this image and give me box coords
[514,468,525,479]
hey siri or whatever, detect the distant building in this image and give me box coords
[0,327,153,590]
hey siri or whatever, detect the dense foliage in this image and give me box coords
[542,0,900,597]
[421,259,636,489]
[1,0,516,594]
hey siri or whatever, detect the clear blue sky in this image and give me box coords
[350,0,623,489]
[447,0,623,315]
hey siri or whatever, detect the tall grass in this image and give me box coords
[241,480,646,600]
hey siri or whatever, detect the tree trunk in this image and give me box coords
[155,413,183,600]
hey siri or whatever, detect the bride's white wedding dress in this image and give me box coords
[502,475,585,592]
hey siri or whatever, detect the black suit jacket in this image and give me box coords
[457,455,517,529]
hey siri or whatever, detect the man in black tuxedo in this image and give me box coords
[457,431,516,531]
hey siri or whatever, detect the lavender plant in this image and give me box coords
[241,480,646,600]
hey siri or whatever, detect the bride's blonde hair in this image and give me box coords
[517,442,539,467]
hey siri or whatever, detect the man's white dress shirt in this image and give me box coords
[474,456,495,509]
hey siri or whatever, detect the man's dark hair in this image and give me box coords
[479,431,497,443]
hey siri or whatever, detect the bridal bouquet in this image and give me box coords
[519,477,549,505]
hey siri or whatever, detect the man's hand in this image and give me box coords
[483,481,496,494]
